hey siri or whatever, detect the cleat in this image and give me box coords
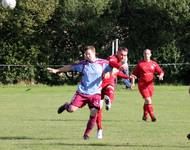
[57,102,69,114]
[96,129,103,139]
[142,116,147,121]
[151,116,157,122]
[83,134,89,140]
[105,95,111,111]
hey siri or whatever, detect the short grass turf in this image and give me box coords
[0,85,190,150]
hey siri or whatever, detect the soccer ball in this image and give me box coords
[1,0,16,10]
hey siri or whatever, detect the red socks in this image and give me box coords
[84,115,97,136]
[144,104,155,120]
[143,104,149,119]
[147,104,155,119]
[96,109,103,130]
[104,86,114,103]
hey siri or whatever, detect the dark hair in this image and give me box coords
[118,47,128,52]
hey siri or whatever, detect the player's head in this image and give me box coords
[84,46,96,62]
[116,47,128,62]
[143,49,152,61]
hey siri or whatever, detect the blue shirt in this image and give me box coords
[72,58,111,95]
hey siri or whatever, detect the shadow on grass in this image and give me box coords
[26,119,87,122]
[3,136,189,149]
[26,118,135,123]
[50,142,190,149]
[19,142,190,149]
[0,136,65,140]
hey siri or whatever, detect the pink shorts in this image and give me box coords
[70,91,101,109]
[138,82,154,98]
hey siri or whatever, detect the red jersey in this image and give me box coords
[101,55,129,88]
[132,60,164,84]
[107,55,122,69]
[102,68,129,88]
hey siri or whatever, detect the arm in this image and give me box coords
[130,64,139,89]
[47,65,72,74]
[155,63,164,80]
[108,56,128,70]
[117,71,129,79]
[109,57,121,69]
[158,72,164,80]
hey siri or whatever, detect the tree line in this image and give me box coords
[0,0,189,85]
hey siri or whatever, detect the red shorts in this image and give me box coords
[70,91,101,109]
[138,82,154,98]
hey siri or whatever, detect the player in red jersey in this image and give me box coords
[131,49,164,122]
[96,47,130,139]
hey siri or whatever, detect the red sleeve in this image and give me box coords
[154,62,164,75]
[131,64,140,77]
[117,71,129,79]
[108,55,122,69]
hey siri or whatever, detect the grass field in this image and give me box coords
[0,85,190,150]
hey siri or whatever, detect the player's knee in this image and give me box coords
[144,97,152,104]
[90,108,98,116]
[68,105,78,113]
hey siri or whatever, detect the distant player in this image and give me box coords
[187,85,190,140]
[96,47,130,139]
[122,54,132,89]
[47,46,111,140]
[131,49,164,122]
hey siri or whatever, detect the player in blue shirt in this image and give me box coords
[47,46,111,140]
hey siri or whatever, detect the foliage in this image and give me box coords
[0,0,189,84]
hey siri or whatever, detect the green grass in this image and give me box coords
[0,85,190,150]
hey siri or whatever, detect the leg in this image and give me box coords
[139,84,156,122]
[144,97,156,122]
[83,108,98,140]
[142,102,149,121]
[57,92,84,114]
[96,100,103,130]
[123,79,131,89]
[104,85,115,111]
[96,100,104,139]
[57,103,79,114]
[96,108,103,139]
[83,93,101,139]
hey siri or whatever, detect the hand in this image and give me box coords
[104,72,111,79]
[158,74,164,80]
[130,74,137,79]
[47,67,59,74]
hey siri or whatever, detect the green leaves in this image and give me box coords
[0,0,189,84]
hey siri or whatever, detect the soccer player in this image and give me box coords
[130,49,164,122]
[96,47,130,139]
[102,47,130,110]
[122,55,132,89]
[187,85,190,140]
[47,46,111,140]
